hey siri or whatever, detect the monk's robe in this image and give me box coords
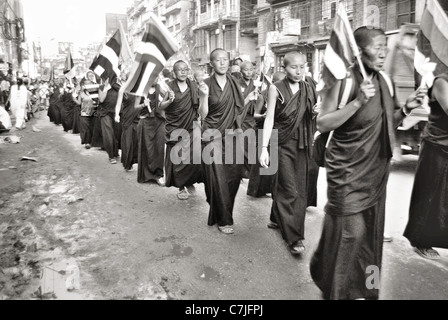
[404,73,448,250]
[90,111,103,148]
[247,90,273,198]
[120,95,142,170]
[269,77,317,247]
[202,74,245,227]
[98,88,119,159]
[72,102,81,135]
[61,92,75,132]
[137,85,166,183]
[237,78,257,178]
[48,88,62,125]
[310,66,405,300]
[164,79,203,188]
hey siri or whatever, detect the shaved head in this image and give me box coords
[283,51,306,67]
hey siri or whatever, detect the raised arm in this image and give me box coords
[317,80,374,133]
[198,82,209,119]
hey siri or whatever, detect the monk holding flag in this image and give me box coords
[309,21,427,299]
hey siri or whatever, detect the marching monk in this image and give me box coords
[137,77,169,186]
[260,51,318,256]
[198,48,245,235]
[237,60,259,178]
[114,75,144,172]
[160,60,203,200]
[310,27,427,300]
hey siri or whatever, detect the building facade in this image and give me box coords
[0,0,26,75]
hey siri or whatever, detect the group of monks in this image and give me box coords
[45,25,442,300]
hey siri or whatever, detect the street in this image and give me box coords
[1,110,447,301]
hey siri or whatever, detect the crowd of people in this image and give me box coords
[1,24,447,301]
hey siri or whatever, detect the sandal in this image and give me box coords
[414,247,440,260]
[290,241,305,255]
[177,188,189,200]
[218,225,234,235]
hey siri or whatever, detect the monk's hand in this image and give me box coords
[114,114,120,123]
[313,102,321,115]
[405,86,428,111]
[198,82,209,97]
[168,90,175,102]
[357,80,376,105]
[249,90,258,101]
[259,148,270,169]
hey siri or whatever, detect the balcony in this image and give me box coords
[195,3,238,29]
[165,0,183,15]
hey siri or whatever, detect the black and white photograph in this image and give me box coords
[0,0,447,307]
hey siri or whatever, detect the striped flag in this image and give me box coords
[414,0,448,88]
[316,3,359,92]
[90,26,131,84]
[121,13,178,97]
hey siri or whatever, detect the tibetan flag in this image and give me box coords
[414,0,448,88]
[90,28,126,84]
[63,50,74,76]
[121,13,178,97]
[316,3,359,92]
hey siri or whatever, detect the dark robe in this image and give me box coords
[120,95,141,170]
[137,86,166,183]
[247,91,273,197]
[164,79,203,188]
[47,87,61,124]
[61,92,75,132]
[238,78,257,178]
[72,104,81,134]
[91,112,103,148]
[202,74,245,227]
[98,88,119,159]
[404,73,448,249]
[269,77,317,247]
[310,67,404,300]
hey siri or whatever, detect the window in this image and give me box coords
[291,2,310,36]
[274,12,283,33]
[194,29,207,57]
[396,0,416,27]
[200,0,207,13]
[224,24,236,51]
[209,32,219,52]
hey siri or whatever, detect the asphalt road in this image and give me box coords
[0,111,447,301]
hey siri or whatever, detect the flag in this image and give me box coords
[414,0,448,88]
[64,50,76,81]
[33,42,39,64]
[50,64,55,82]
[316,3,360,92]
[90,24,132,84]
[63,50,74,75]
[121,13,178,97]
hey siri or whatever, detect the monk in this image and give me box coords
[310,27,427,300]
[160,60,203,200]
[260,52,318,256]
[198,48,245,235]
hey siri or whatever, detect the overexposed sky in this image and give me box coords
[22,0,133,51]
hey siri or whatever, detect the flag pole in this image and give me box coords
[338,3,369,81]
